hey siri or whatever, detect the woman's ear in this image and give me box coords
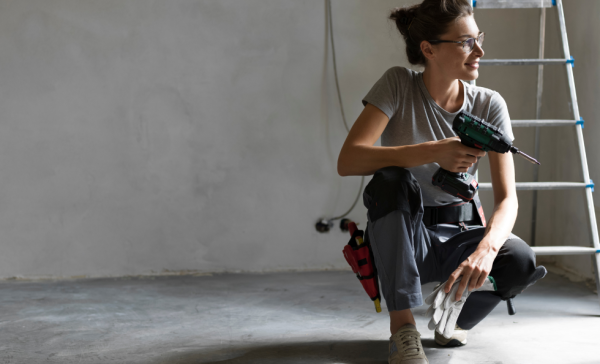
[421,40,435,62]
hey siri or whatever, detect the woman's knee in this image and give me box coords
[492,238,540,299]
[501,238,537,274]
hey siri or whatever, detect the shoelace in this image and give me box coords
[396,331,423,358]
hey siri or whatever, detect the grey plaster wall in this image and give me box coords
[0,1,596,279]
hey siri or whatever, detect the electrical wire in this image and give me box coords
[331,176,364,220]
[326,0,364,222]
[327,0,349,133]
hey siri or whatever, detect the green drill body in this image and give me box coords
[432,111,539,202]
[452,112,513,154]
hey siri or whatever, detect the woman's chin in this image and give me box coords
[462,70,479,81]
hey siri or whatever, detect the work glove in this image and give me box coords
[424,276,497,339]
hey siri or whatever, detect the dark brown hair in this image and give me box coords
[390,0,473,66]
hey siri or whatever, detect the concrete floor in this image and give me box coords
[0,270,598,364]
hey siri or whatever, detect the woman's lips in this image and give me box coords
[466,62,479,69]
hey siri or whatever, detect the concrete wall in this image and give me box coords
[0,0,596,279]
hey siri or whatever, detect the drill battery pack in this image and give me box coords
[342,223,382,312]
[432,168,479,202]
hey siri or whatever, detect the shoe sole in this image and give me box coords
[435,337,466,347]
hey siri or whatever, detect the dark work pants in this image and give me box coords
[363,166,544,330]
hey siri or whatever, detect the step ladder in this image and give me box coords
[470,0,600,305]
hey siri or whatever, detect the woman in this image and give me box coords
[337,1,545,363]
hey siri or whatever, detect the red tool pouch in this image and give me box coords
[343,224,381,304]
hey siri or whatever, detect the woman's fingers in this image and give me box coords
[455,269,472,301]
[466,155,478,163]
[468,268,483,291]
[460,145,487,158]
[474,273,488,290]
[454,163,472,173]
[444,270,462,293]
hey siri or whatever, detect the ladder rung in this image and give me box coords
[531,246,598,256]
[473,0,554,8]
[479,58,572,66]
[511,119,578,127]
[478,182,590,191]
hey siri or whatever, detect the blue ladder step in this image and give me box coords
[479,57,574,67]
[473,0,555,8]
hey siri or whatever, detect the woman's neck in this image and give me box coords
[422,68,463,113]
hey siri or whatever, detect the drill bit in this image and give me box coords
[510,147,540,165]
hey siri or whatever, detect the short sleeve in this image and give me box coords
[361,67,405,120]
[487,92,515,142]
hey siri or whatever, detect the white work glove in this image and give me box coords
[424,276,497,339]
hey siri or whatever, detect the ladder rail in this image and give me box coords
[531,6,546,247]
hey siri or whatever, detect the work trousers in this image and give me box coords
[363,166,542,330]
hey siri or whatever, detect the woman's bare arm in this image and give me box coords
[337,104,486,176]
[480,150,519,250]
[444,151,518,300]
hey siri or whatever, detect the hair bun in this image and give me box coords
[389,0,473,67]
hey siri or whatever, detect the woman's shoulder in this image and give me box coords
[379,66,417,81]
[372,67,417,97]
[464,82,506,106]
[464,82,514,140]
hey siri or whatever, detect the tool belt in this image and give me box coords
[423,193,486,227]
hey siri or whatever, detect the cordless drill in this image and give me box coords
[432,111,540,202]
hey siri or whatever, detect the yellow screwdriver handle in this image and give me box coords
[374,298,382,313]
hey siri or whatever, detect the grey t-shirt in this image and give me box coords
[362,66,514,207]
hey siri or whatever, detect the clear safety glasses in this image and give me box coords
[428,32,485,53]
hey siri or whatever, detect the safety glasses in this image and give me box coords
[428,32,485,53]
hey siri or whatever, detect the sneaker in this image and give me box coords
[434,324,468,347]
[388,324,428,364]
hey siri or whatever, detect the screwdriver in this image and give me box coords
[510,146,541,165]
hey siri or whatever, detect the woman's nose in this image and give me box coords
[473,42,484,57]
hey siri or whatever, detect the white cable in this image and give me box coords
[326,0,364,222]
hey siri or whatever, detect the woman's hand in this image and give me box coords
[444,243,498,301]
[434,137,487,173]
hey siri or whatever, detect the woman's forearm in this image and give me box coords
[479,197,519,253]
[337,141,438,176]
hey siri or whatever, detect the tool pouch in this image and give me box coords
[342,227,380,301]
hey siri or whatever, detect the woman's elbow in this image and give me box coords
[495,194,518,209]
[337,157,349,176]
[508,192,519,208]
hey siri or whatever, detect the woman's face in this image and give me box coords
[426,15,484,81]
